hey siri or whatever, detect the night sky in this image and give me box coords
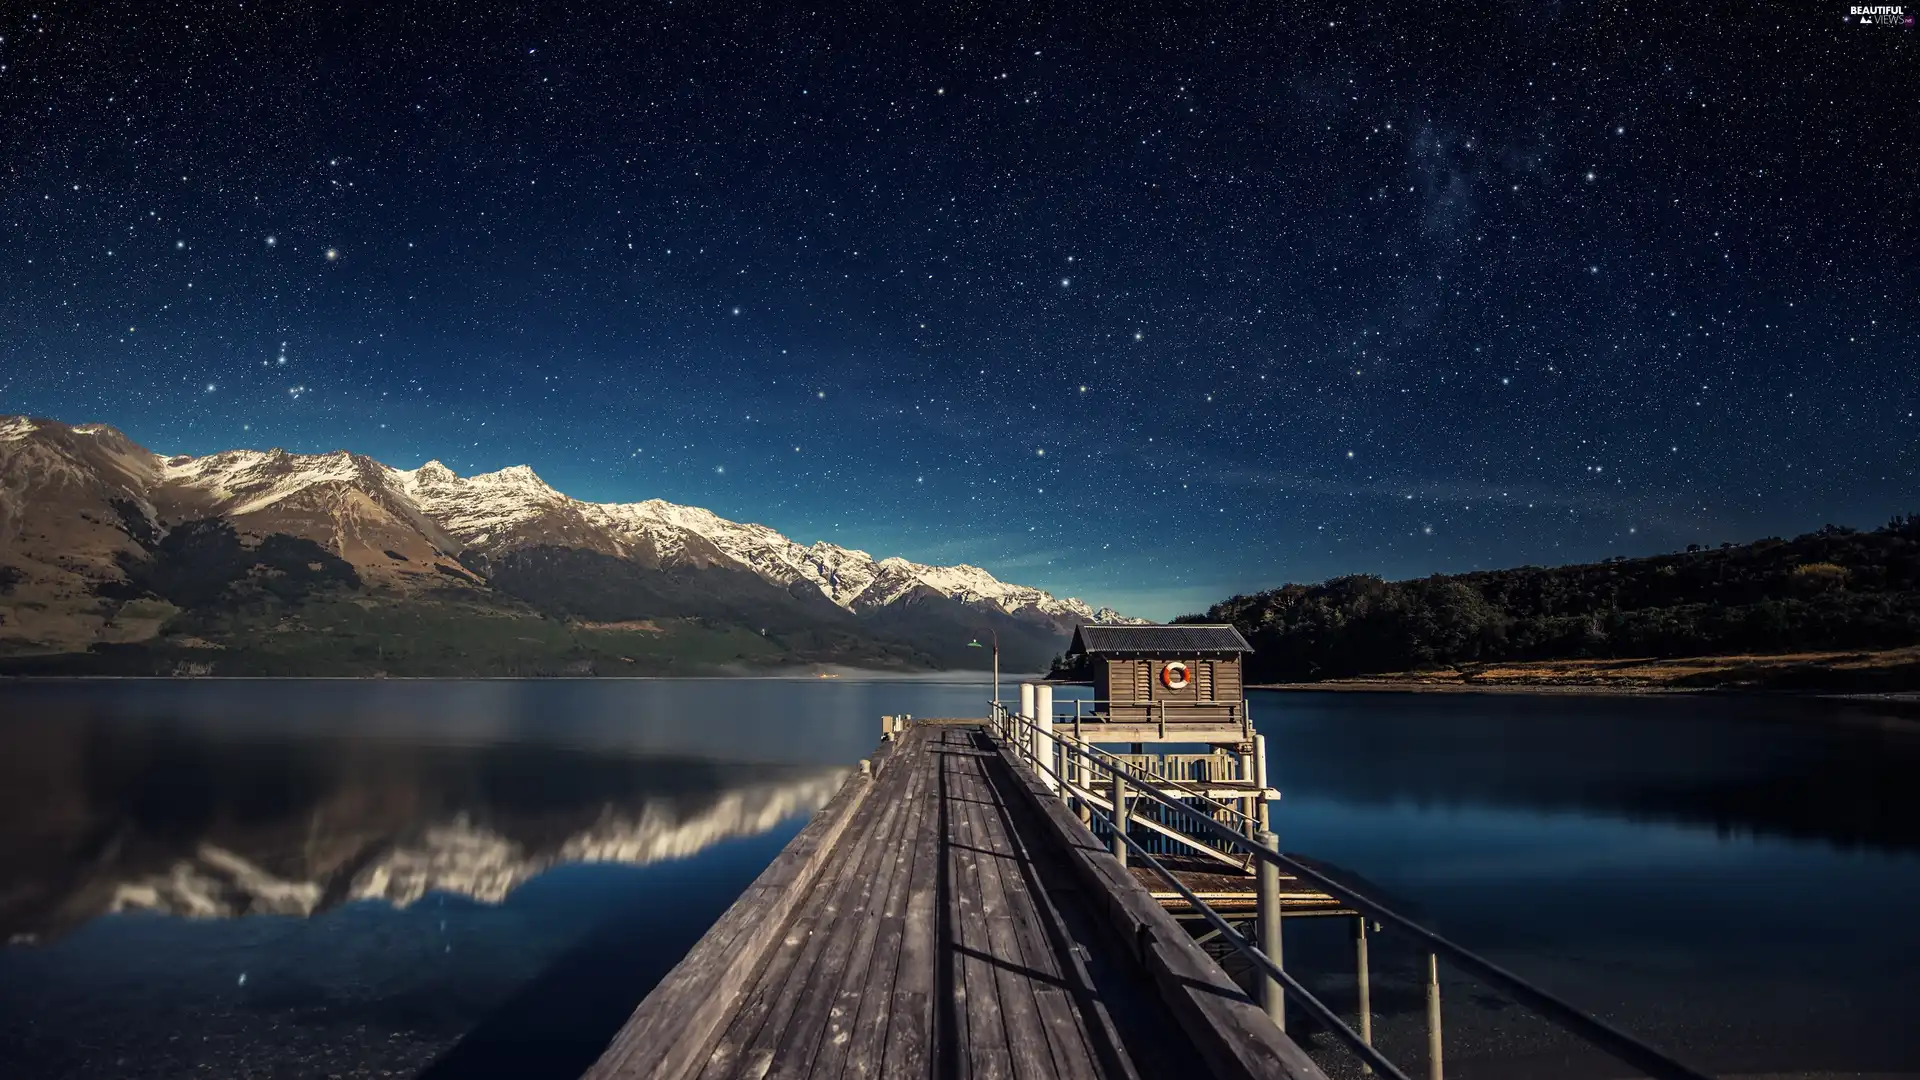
[2,2,1914,619]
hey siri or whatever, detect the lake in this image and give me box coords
[1,680,1916,1079]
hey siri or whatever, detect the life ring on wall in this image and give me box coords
[1161,661,1191,690]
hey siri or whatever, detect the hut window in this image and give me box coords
[1198,661,1215,700]
[1133,661,1150,700]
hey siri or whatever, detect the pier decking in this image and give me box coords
[585,723,1323,1080]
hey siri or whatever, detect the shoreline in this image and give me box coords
[1241,646,1920,698]
[0,671,1038,684]
[1249,679,1712,696]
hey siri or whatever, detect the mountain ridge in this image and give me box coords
[0,415,1141,675]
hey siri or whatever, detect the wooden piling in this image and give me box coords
[1256,828,1286,1030]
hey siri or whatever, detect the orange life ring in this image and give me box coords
[1161,661,1191,690]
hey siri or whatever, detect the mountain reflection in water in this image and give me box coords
[0,704,847,943]
[5,680,1920,1080]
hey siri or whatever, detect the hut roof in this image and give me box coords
[1068,623,1252,656]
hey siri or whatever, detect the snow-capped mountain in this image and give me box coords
[0,416,1140,670]
[392,458,1132,623]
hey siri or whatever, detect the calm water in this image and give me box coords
[1,681,1917,1079]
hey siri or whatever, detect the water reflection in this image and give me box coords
[0,709,846,943]
[1248,690,1920,853]
[4,680,1917,1080]
[0,679,982,1080]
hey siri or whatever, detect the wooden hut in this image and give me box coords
[1066,624,1253,743]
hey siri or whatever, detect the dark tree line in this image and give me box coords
[1184,515,1920,683]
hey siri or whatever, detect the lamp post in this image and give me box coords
[966,630,1001,706]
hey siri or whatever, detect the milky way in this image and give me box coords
[1,2,1913,617]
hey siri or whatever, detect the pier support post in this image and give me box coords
[1253,733,1272,834]
[1035,684,1055,792]
[1255,828,1285,1030]
[1109,769,1128,867]
[1356,917,1373,1072]
[1018,683,1037,762]
[1426,953,1444,1080]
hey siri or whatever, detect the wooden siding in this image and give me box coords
[1215,657,1243,702]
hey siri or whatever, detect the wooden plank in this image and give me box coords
[946,736,1011,1080]
[836,730,935,1080]
[954,741,1060,1080]
[880,728,942,1077]
[989,769,1146,1080]
[695,786,873,1076]
[693,736,907,1079]
[981,743,1128,1080]
[726,729,925,1078]
[586,754,884,1080]
[696,790,881,1080]
[760,747,918,1079]
[988,738,1330,1080]
[965,737,1106,1080]
[804,733,930,1080]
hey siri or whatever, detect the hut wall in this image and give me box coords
[1211,657,1243,703]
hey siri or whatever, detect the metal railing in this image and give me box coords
[988,700,1714,1080]
[1036,720,1264,870]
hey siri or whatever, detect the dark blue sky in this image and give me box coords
[2,1,1914,619]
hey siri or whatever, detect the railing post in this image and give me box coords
[1256,829,1285,1030]
[1035,684,1055,792]
[1356,917,1373,1072]
[1426,953,1444,1080]
[1109,768,1128,866]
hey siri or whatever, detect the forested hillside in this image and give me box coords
[1191,515,1920,683]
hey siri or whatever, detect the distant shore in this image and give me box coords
[1247,646,1920,696]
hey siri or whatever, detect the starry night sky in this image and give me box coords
[2,1,1914,618]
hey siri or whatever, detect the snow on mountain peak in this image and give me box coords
[444,472,1134,620]
[2,415,1140,624]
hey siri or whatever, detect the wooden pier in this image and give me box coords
[584,722,1326,1080]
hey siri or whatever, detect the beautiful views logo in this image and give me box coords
[1846,4,1915,26]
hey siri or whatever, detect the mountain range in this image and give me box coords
[0,416,1139,675]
